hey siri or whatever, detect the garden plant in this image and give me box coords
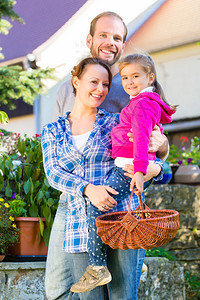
[0,131,61,246]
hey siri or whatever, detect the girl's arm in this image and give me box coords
[123,160,162,182]
[127,125,169,160]
[131,99,160,174]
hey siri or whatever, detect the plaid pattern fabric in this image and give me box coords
[42,109,163,253]
[42,109,119,252]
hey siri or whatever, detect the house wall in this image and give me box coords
[0,115,36,136]
[123,43,200,121]
[151,43,200,121]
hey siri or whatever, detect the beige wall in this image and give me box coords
[1,114,36,136]
[151,44,200,120]
[123,43,200,121]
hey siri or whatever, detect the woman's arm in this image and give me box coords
[42,126,90,197]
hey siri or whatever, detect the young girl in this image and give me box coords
[70,54,176,294]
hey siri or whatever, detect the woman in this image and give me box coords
[42,57,162,300]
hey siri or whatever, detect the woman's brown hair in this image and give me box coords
[71,57,112,95]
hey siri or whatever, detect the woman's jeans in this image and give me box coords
[45,194,146,300]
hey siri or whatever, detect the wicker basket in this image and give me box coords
[95,191,179,250]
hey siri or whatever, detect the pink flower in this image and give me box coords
[0,132,4,136]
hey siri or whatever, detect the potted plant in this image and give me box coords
[167,136,200,184]
[0,131,61,255]
[0,198,19,260]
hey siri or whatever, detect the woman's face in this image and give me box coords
[73,64,110,109]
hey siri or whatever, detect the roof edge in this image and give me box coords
[127,0,166,40]
[33,0,92,56]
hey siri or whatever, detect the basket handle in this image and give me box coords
[128,190,145,218]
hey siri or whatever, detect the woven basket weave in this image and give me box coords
[95,191,179,250]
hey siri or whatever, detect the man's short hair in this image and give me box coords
[90,11,127,42]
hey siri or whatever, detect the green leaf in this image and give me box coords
[29,204,39,217]
[37,190,44,200]
[0,175,4,190]
[38,217,45,237]
[42,206,51,223]
[47,198,55,207]
[43,227,51,247]
[0,111,8,124]
[5,181,12,197]
[23,179,31,194]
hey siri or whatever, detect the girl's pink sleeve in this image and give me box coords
[131,99,160,174]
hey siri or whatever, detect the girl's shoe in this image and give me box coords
[70,265,112,293]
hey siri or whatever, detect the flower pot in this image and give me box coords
[0,255,5,261]
[174,165,200,184]
[154,161,172,184]
[8,217,47,256]
[169,165,179,184]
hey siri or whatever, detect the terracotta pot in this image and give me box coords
[174,165,200,184]
[0,255,5,261]
[8,217,47,256]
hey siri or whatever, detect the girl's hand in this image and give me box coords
[83,184,118,211]
[124,161,161,182]
[130,172,144,195]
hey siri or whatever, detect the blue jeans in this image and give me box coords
[45,194,146,300]
[88,166,151,266]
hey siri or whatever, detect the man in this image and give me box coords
[46,11,168,300]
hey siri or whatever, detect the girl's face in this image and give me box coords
[73,64,110,109]
[120,62,155,97]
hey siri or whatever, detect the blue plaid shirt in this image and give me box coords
[42,109,163,253]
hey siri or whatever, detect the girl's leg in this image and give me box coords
[67,252,106,300]
[87,204,107,266]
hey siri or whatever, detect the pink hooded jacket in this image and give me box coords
[111,92,176,174]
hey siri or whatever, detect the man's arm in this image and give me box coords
[148,125,169,160]
[52,80,75,122]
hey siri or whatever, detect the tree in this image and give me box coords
[0,0,54,112]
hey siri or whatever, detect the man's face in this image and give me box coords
[86,16,125,66]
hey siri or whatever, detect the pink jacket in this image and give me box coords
[111,92,175,174]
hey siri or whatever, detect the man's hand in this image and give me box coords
[149,125,168,159]
[83,184,118,211]
[127,125,169,160]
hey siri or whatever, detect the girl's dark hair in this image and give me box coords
[119,53,176,110]
[71,57,112,95]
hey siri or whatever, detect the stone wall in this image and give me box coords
[145,184,200,273]
[0,259,185,300]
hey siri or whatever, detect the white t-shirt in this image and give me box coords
[72,131,91,153]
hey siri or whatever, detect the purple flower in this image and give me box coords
[12,192,16,199]
[187,158,193,164]
[178,161,183,165]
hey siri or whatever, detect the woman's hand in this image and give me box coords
[83,184,118,212]
[124,161,161,182]
[127,125,169,160]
